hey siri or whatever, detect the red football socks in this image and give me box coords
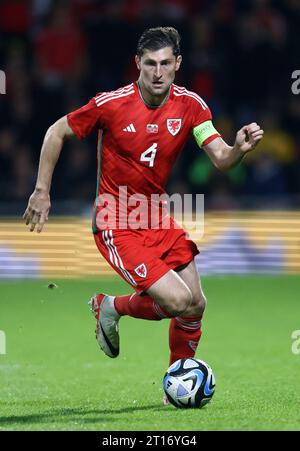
[168,315,202,366]
[113,294,203,365]
[114,293,172,320]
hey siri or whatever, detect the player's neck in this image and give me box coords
[137,80,171,108]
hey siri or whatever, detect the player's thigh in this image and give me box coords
[175,260,207,315]
[146,269,192,316]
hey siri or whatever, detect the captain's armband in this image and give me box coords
[193,121,219,147]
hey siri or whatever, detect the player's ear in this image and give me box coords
[135,55,141,71]
[175,55,182,71]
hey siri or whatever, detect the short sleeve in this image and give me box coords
[67,95,105,140]
[191,96,212,129]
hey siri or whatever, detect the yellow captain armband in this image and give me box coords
[193,120,218,147]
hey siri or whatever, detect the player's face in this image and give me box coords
[135,47,182,101]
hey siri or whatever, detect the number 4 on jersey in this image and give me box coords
[140,143,157,167]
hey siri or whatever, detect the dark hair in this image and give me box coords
[137,27,181,57]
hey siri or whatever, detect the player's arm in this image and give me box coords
[23,116,75,233]
[194,121,264,171]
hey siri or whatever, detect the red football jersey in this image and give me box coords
[67,82,219,231]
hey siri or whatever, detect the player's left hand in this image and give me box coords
[234,122,264,153]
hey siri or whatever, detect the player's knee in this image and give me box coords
[166,288,193,316]
[198,294,207,315]
[188,294,207,317]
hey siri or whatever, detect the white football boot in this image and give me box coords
[88,294,120,358]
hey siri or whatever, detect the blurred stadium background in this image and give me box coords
[0,0,300,278]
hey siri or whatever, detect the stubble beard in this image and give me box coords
[146,80,172,102]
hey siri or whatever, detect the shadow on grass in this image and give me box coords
[0,404,166,427]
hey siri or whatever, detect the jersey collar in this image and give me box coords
[135,81,173,109]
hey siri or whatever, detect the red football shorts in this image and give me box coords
[94,221,199,292]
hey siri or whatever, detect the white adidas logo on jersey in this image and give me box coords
[123,123,136,132]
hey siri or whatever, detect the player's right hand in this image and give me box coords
[23,189,51,233]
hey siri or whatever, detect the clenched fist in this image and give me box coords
[235,122,264,153]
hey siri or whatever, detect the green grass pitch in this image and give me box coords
[0,275,299,431]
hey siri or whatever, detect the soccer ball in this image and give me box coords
[163,358,216,408]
